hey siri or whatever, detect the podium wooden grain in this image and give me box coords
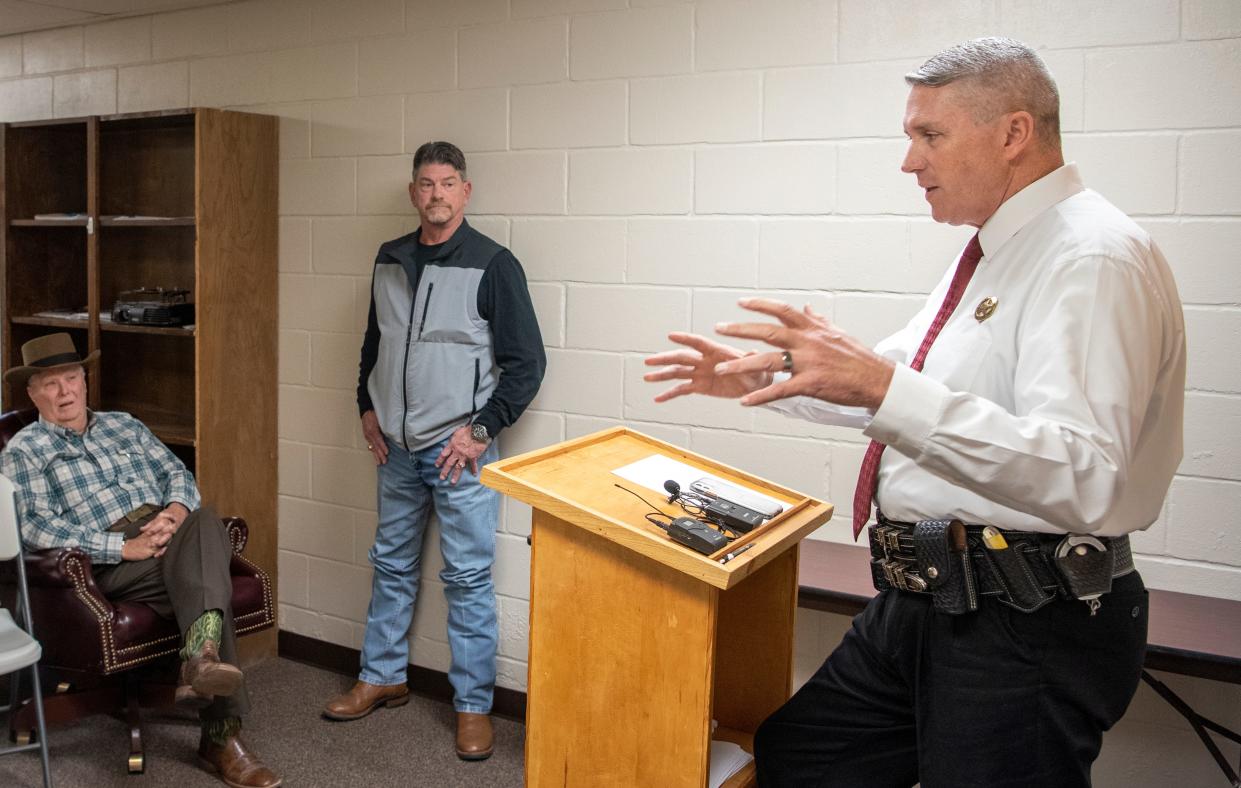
[482,427,833,787]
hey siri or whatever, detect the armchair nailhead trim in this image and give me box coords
[57,529,276,674]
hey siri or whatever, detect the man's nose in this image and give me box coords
[900,143,922,174]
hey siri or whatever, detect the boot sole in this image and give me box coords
[456,748,494,762]
[175,686,214,710]
[192,663,245,698]
[197,755,284,788]
[321,691,410,721]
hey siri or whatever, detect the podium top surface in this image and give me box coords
[482,426,833,589]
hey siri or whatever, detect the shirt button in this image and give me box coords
[1131,606,1140,618]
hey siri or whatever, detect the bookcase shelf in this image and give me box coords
[1,108,279,658]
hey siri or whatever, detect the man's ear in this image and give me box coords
[1002,110,1036,162]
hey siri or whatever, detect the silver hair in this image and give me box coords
[906,37,1061,149]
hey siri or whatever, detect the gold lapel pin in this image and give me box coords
[975,296,998,322]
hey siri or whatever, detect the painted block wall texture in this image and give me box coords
[2,2,1239,778]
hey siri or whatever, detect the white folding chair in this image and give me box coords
[0,473,51,787]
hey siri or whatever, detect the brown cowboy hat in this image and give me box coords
[3,333,100,388]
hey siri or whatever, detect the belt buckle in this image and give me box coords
[874,525,902,560]
[881,558,927,593]
[124,503,157,523]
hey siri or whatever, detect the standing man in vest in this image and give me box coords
[323,141,545,761]
[645,38,1184,786]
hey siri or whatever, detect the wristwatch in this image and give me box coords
[470,423,490,444]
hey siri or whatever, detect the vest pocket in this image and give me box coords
[416,282,434,340]
[470,358,480,419]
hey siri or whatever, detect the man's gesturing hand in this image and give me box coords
[711,298,895,410]
[643,332,773,402]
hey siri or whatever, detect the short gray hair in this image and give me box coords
[412,140,467,180]
[906,37,1060,149]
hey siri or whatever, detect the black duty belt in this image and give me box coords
[868,514,1134,615]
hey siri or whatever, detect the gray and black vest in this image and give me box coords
[367,223,502,451]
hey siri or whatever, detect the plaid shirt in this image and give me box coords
[0,411,200,564]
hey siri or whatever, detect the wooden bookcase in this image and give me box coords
[0,108,279,659]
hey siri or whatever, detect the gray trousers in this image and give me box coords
[92,506,249,721]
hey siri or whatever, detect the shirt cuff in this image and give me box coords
[102,531,125,564]
[863,363,949,457]
[169,483,201,511]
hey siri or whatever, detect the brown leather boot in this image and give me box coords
[322,680,409,721]
[455,712,493,761]
[177,640,244,709]
[198,733,282,788]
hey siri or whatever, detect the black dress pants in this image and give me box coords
[754,571,1148,788]
[92,506,249,721]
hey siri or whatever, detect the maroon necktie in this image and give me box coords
[851,234,984,540]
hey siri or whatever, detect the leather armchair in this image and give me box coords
[0,408,274,773]
[16,518,272,675]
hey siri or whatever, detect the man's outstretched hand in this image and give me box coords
[643,332,772,402]
[645,299,894,410]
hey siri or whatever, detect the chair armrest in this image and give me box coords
[22,546,114,613]
[224,517,249,554]
[24,546,93,587]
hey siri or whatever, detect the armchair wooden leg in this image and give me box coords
[125,674,145,774]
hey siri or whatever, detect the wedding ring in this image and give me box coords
[781,350,794,373]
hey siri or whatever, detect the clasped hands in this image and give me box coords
[643,298,895,410]
[121,502,190,561]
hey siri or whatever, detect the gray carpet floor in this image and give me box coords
[0,658,525,787]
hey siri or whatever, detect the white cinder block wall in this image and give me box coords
[2,1,1239,783]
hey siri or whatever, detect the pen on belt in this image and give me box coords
[720,543,754,564]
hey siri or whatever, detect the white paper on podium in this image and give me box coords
[611,454,785,514]
[611,454,702,498]
[708,740,753,787]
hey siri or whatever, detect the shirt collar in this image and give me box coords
[38,409,95,438]
[412,216,471,259]
[977,162,1084,257]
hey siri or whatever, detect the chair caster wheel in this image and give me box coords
[128,753,145,773]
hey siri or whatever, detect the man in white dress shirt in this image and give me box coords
[645,38,1184,787]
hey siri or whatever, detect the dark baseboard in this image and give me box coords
[278,629,527,722]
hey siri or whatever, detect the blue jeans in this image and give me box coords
[358,435,501,713]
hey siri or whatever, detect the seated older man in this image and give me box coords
[0,333,281,788]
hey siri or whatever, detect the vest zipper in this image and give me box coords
[399,281,426,451]
[401,281,434,450]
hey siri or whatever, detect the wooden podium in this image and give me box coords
[482,427,833,787]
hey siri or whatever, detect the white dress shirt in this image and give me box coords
[770,164,1185,537]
